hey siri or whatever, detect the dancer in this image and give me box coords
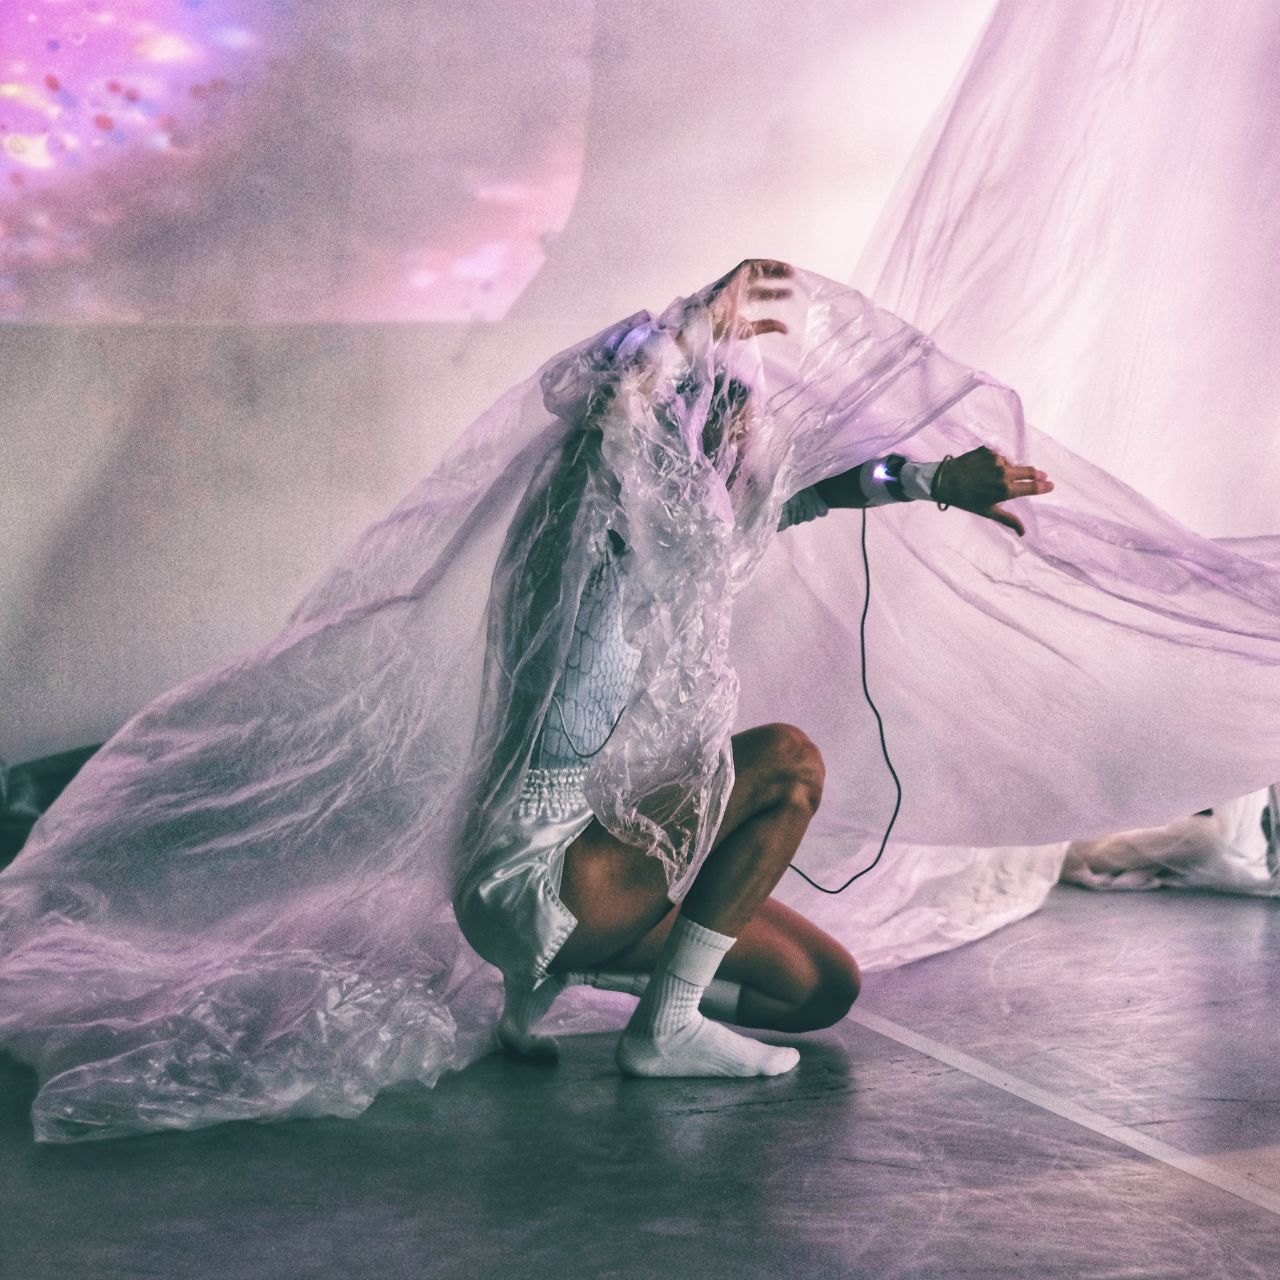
[454,260,1054,1077]
[32,259,1250,1143]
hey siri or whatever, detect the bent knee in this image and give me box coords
[758,722,825,813]
[798,951,860,1030]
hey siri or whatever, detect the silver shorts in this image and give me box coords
[454,767,593,987]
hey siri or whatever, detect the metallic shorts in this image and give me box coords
[454,767,593,987]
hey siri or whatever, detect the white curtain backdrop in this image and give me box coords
[771,0,1280,958]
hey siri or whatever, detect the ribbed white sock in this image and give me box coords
[615,915,799,1078]
[579,970,744,1023]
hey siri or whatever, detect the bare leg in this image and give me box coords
[552,723,828,970]
[536,723,855,1076]
[587,897,861,1033]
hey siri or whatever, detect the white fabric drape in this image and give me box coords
[5,263,1280,1141]
[762,0,1280,949]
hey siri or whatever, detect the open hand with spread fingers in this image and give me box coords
[701,258,794,342]
[933,446,1054,537]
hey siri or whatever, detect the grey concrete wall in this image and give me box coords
[2,0,994,760]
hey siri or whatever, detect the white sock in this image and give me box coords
[615,915,799,1079]
[581,970,744,1024]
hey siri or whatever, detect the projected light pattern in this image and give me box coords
[0,1,592,322]
[0,1,271,306]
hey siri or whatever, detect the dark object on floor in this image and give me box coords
[0,745,100,870]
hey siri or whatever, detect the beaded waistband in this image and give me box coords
[518,766,589,820]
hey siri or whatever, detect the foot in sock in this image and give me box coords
[617,1010,800,1078]
[496,969,648,1060]
[614,915,799,1079]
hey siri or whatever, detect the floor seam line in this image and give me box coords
[850,1007,1280,1219]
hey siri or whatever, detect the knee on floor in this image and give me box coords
[794,950,861,1030]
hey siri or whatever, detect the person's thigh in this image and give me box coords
[548,815,673,971]
[549,722,828,973]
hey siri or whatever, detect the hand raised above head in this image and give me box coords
[702,259,795,342]
[934,446,1054,537]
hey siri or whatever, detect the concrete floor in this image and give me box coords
[3,885,1279,1279]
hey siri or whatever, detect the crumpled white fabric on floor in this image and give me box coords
[3,261,1280,1141]
[1062,788,1280,895]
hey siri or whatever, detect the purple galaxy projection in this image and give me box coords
[0,0,592,322]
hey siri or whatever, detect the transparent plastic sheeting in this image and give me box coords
[856,0,1280,541]
[841,0,1280,907]
[4,268,1280,1142]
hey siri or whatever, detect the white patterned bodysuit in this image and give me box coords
[452,486,832,985]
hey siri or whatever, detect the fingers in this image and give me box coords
[1004,464,1051,491]
[737,317,789,339]
[711,262,798,340]
[705,261,797,341]
[1006,472,1054,497]
[950,445,1051,536]
[962,449,1053,501]
[739,258,793,280]
[985,505,1026,537]
[707,259,793,300]
[722,314,789,341]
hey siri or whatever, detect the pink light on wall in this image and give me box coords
[0,0,593,323]
[0,0,275,307]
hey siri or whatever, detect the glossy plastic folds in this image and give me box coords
[834,0,1280,911]
[3,267,1280,1141]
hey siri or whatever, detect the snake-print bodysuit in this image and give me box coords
[527,486,831,782]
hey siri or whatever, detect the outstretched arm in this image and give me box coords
[648,259,1056,538]
[815,446,1053,537]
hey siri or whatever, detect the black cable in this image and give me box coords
[787,506,902,894]
[549,502,901,886]
[548,693,627,760]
